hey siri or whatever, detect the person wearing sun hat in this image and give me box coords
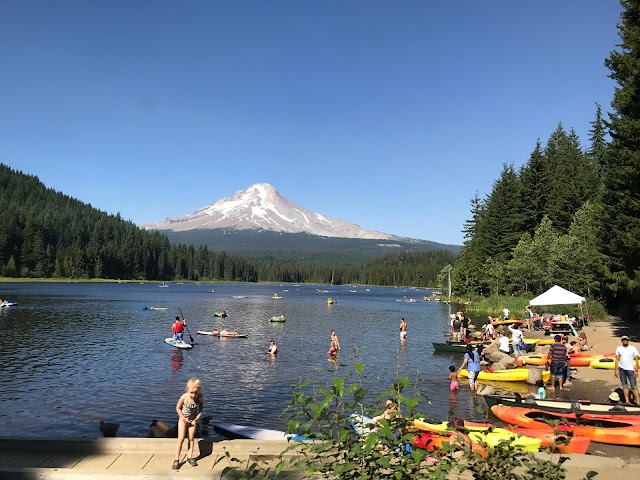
[614,335,640,405]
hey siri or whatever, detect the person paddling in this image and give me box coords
[172,317,186,343]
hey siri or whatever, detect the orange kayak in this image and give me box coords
[490,405,640,446]
[522,353,615,367]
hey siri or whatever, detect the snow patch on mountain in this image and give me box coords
[143,183,399,240]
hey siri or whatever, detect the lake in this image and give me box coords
[0,282,495,438]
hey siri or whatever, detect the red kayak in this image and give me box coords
[490,405,640,446]
[415,419,590,454]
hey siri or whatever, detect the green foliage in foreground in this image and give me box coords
[215,355,576,479]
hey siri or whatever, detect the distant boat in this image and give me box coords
[272,294,282,299]
[159,282,169,288]
[233,295,248,299]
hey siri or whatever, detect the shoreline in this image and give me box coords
[514,318,640,460]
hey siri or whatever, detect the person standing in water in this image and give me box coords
[330,329,341,351]
[448,365,459,391]
[173,378,204,469]
[458,344,482,393]
[400,318,408,339]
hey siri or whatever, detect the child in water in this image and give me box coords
[173,378,204,470]
[448,365,459,391]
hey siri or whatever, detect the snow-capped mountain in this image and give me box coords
[143,183,400,240]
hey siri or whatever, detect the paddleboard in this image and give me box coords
[233,295,248,299]
[1,302,17,307]
[164,338,193,349]
[213,423,308,441]
[197,331,247,338]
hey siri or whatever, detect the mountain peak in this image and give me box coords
[143,184,399,240]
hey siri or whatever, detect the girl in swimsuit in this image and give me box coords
[173,378,204,470]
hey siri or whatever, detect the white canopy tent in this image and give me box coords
[529,285,586,306]
[529,285,587,337]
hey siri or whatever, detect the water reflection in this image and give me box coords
[170,350,183,372]
[448,390,459,418]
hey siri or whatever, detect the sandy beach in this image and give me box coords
[518,318,640,461]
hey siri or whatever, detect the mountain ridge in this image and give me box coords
[143,183,416,242]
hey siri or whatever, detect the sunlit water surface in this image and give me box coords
[0,282,499,438]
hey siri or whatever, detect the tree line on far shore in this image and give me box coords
[451,1,640,316]
[0,164,454,286]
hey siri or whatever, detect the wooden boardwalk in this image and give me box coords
[1,436,639,479]
[0,437,305,479]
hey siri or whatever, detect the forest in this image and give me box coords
[0,163,455,286]
[451,0,640,315]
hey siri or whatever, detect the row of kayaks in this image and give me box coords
[212,389,640,454]
[412,418,591,454]
[481,394,640,447]
[522,353,617,368]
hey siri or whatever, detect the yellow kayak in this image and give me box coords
[413,419,541,452]
[459,368,550,382]
[589,357,616,370]
[536,338,557,346]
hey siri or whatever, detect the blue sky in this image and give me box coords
[0,1,622,245]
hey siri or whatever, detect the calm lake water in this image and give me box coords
[0,282,498,438]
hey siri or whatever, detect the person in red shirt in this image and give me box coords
[172,317,185,342]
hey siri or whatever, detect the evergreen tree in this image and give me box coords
[601,0,640,302]
[544,125,596,233]
[520,140,549,234]
[477,164,526,262]
[453,193,487,295]
[587,103,608,183]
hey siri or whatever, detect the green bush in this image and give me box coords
[218,354,576,479]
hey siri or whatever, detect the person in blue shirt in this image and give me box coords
[521,380,546,402]
[458,344,482,393]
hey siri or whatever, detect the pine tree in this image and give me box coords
[520,140,549,234]
[587,103,608,183]
[478,164,527,262]
[602,0,640,302]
